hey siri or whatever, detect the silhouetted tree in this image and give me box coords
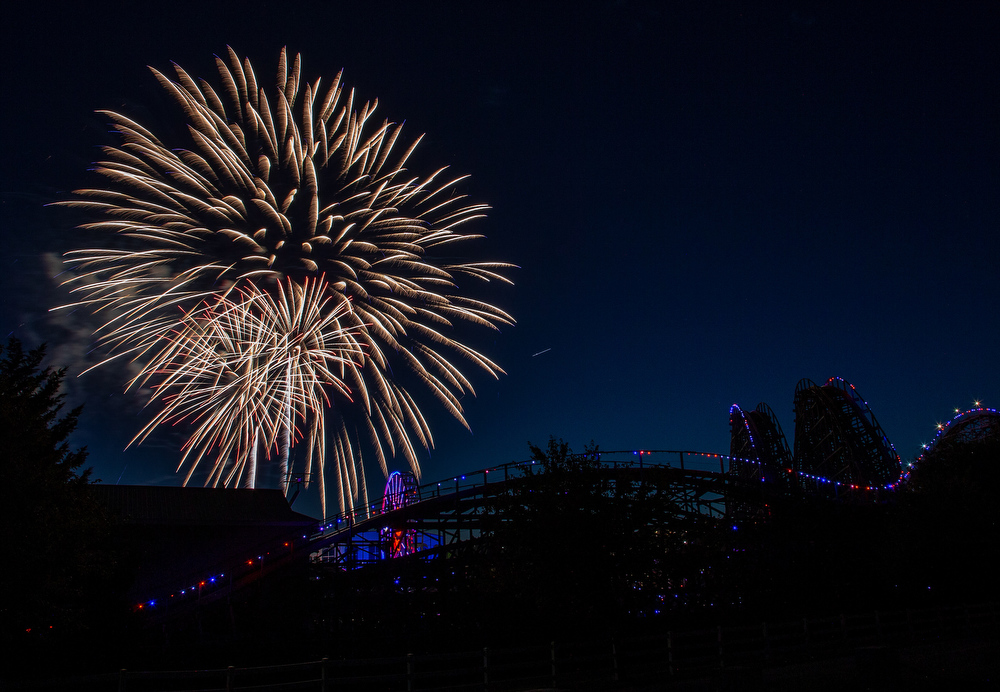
[0,338,116,647]
[721,493,895,618]
[474,438,727,638]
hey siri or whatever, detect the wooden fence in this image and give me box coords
[9,602,997,691]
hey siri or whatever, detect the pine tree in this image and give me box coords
[0,337,106,641]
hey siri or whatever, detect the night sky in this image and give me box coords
[2,1,996,518]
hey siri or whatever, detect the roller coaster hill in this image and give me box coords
[310,376,995,567]
[124,376,999,626]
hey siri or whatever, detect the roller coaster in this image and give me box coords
[129,379,998,616]
[903,403,1000,481]
[323,377,996,570]
[731,377,904,503]
[309,450,737,571]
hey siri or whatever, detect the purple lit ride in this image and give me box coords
[379,471,419,558]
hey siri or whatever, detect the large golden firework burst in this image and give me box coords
[56,47,514,515]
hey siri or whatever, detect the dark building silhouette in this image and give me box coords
[91,485,314,604]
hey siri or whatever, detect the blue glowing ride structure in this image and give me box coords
[379,471,420,558]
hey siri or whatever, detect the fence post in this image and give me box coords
[407,653,414,692]
[226,665,234,692]
[762,622,770,662]
[321,657,328,692]
[550,641,557,688]
[667,631,674,676]
[875,611,883,643]
[483,647,489,690]
[802,618,810,649]
[118,669,127,692]
[717,625,724,669]
[612,639,619,683]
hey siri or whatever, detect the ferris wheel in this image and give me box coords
[379,471,419,558]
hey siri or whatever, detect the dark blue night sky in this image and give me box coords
[2,1,997,518]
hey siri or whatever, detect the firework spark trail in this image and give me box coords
[127,277,365,512]
[54,48,514,515]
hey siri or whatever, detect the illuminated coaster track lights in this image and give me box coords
[903,404,999,481]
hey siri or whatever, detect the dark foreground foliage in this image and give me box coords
[886,434,1000,606]
[323,434,1000,651]
[0,338,128,671]
[470,438,730,638]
